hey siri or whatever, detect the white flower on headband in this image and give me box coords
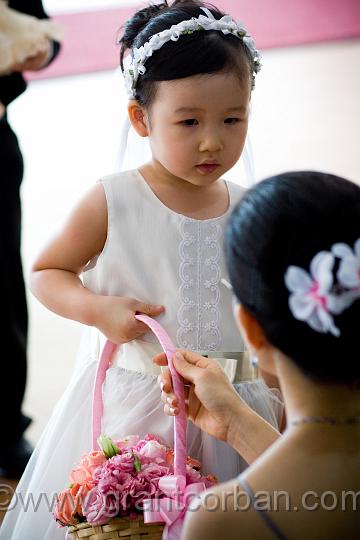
[122,7,261,97]
[285,238,360,337]
[285,252,340,337]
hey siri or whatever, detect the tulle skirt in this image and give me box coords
[0,337,283,540]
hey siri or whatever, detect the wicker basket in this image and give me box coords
[68,516,164,540]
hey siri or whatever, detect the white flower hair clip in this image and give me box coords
[121,7,261,98]
[284,238,360,337]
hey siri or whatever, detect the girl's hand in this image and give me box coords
[94,296,164,344]
[153,350,244,443]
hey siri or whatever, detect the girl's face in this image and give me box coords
[145,71,250,186]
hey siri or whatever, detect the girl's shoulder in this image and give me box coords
[99,169,139,189]
[98,169,142,207]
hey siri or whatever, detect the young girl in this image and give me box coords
[1,2,282,538]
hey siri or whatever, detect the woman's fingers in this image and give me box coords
[160,389,178,406]
[153,352,168,366]
[164,402,179,416]
[157,368,172,393]
[171,351,209,383]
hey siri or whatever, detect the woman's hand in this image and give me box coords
[154,350,281,462]
[154,350,244,443]
[94,296,165,344]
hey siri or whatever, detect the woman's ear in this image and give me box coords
[236,305,266,350]
[235,304,277,377]
[127,100,149,137]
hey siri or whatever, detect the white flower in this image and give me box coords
[333,239,360,289]
[243,36,257,55]
[170,30,181,41]
[284,251,340,337]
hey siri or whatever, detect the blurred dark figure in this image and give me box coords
[0,0,61,478]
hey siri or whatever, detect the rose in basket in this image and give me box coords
[54,433,217,535]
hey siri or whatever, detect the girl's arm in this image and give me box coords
[30,183,164,344]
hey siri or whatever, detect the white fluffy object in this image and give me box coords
[0,0,64,75]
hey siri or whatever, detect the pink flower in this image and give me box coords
[108,452,135,473]
[134,433,165,454]
[69,451,107,485]
[83,487,119,526]
[54,483,92,526]
[126,474,158,510]
[138,440,166,463]
[97,469,132,494]
[142,462,169,482]
[113,435,140,451]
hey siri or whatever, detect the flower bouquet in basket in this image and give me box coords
[54,433,217,539]
[54,315,217,540]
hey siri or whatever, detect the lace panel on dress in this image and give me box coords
[177,217,222,350]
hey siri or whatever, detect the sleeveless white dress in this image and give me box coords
[0,169,283,540]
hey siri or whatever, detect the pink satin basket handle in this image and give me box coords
[91,314,187,478]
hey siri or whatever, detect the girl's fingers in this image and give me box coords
[135,319,152,334]
[134,303,165,316]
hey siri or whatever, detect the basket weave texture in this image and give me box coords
[68,516,164,540]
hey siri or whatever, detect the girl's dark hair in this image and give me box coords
[118,0,256,107]
[225,171,360,385]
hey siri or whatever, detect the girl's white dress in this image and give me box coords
[0,169,283,539]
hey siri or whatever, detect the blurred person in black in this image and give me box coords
[0,0,61,478]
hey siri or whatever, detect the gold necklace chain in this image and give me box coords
[290,415,360,426]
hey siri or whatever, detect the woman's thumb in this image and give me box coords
[173,352,197,383]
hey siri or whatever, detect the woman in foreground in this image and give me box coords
[156,170,360,539]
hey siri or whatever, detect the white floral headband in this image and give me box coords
[121,7,261,98]
[285,238,360,337]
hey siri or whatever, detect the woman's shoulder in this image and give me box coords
[181,478,272,540]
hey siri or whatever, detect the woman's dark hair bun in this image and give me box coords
[225,171,360,385]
